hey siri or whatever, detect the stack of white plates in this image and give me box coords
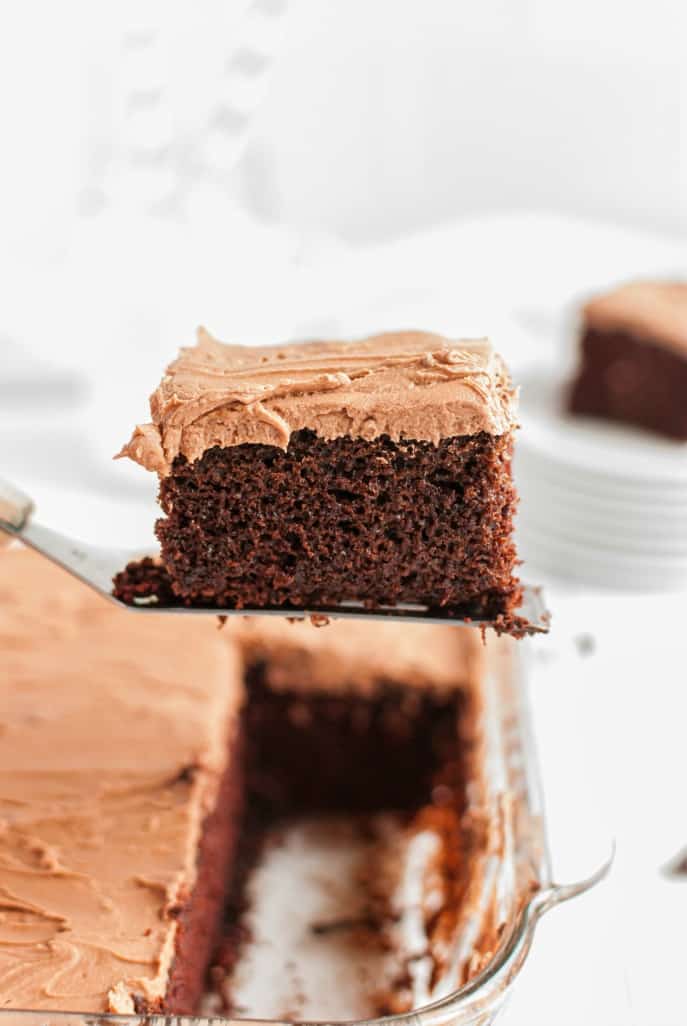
[514,367,687,591]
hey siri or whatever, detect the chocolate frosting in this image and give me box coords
[233,617,483,696]
[118,329,517,476]
[584,280,687,353]
[0,548,242,1013]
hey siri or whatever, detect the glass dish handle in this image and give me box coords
[535,842,614,919]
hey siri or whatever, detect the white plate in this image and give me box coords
[516,527,687,592]
[514,446,687,505]
[515,478,687,537]
[518,520,687,567]
[518,370,687,486]
[516,472,687,531]
[518,508,687,557]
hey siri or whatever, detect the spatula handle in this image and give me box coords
[0,479,34,532]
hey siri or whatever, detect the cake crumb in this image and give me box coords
[662,847,687,878]
[574,632,596,657]
[309,613,330,628]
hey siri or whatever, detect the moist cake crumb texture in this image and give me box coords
[153,430,520,616]
[116,329,523,625]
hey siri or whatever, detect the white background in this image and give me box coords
[1,5,686,1025]
[0,1,685,250]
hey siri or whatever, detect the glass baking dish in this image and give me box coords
[2,637,609,1026]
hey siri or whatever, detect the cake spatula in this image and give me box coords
[0,477,549,634]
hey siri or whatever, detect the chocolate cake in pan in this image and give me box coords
[0,547,488,1016]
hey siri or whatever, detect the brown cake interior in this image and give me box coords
[241,667,466,816]
[206,675,469,1018]
[162,739,244,1014]
[569,327,687,439]
[116,429,521,621]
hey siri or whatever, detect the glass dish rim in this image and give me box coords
[0,856,610,1026]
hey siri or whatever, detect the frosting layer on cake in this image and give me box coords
[234,617,483,696]
[0,549,241,1014]
[119,329,517,475]
[584,280,687,354]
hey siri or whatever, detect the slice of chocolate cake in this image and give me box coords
[568,280,687,439]
[0,548,244,1016]
[117,329,522,621]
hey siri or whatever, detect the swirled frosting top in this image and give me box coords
[584,280,687,354]
[118,329,517,475]
[0,547,241,1013]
